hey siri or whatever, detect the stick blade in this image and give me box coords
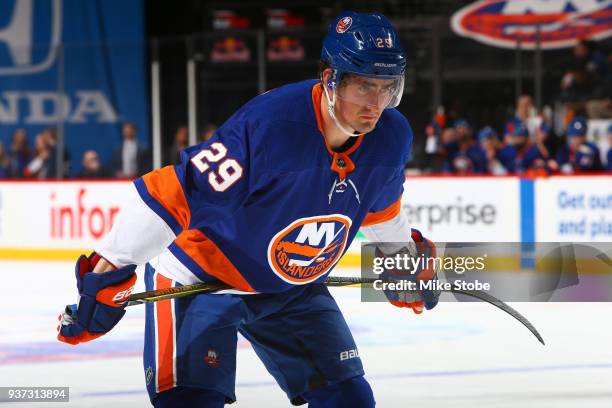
[451,288,545,345]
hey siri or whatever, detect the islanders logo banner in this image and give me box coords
[268,214,352,284]
[451,0,612,49]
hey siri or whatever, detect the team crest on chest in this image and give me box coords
[267,215,352,284]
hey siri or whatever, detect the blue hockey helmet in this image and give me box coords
[453,118,472,130]
[321,11,406,110]
[477,126,497,142]
[567,117,588,138]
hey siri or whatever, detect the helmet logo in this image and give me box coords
[336,16,352,33]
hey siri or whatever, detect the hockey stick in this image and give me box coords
[127,276,545,345]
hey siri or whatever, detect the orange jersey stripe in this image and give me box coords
[143,166,191,230]
[311,83,364,180]
[311,83,325,136]
[362,198,401,226]
[311,83,364,154]
[277,241,322,258]
[175,229,256,293]
[155,273,175,393]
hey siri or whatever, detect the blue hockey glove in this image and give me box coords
[380,228,440,314]
[57,253,137,345]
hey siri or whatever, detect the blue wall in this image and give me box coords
[0,0,148,175]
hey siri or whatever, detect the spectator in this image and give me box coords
[606,123,612,171]
[78,150,110,178]
[497,123,533,174]
[42,128,70,178]
[504,94,537,143]
[477,126,505,175]
[422,121,442,172]
[561,40,611,118]
[24,133,52,178]
[9,128,30,178]
[556,117,602,173]
[112,122,151,178]
[522,122,559,175]
[167,126,188,165]
[0,143,10,178]
[424,121,440,154]
[443,119,487,174]
[440,126,458,173]
[199,123,217,143]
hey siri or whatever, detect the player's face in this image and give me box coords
[456,126,472,143]
[336,75,398,133]
[512,135,528,148]
[480,138,492,150]
[569,135,585,149]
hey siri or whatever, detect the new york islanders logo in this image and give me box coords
[336,16,353,33]
[268,215,352,284]
[451,0,612,50]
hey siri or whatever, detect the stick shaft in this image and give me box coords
[127,276,544,345]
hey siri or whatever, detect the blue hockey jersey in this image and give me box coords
[133,80,412,293]
[556,142,603,172]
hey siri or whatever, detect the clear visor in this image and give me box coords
[335,74,404,110]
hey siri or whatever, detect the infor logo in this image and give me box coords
[0,0,62,75]
[267,215,352,284]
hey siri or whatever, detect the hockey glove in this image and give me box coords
[57,253,136,345]
[380,228,440,314]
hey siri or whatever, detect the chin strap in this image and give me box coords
[322,81,361,138]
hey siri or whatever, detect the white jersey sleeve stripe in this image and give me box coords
[95,183,176,267]
[360,209,413,255]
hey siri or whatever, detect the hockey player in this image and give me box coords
[497,123,533,174]
[443,119,487,174]
[556,117,603,173]
[476,126,505,175]
[521,122,560,175]
[57,12,439,407]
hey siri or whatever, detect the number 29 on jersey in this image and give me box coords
[190,142,243,192]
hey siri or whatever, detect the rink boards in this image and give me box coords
[0,175,609,264]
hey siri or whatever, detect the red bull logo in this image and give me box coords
[451,0,612,49]
[268,215,352,284]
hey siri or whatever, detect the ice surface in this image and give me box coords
[1,261,611,407]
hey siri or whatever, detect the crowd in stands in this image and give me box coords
[0,127,70,179]
[0,39,609,179]
[560,39,612,119]
[422,39,612,176]
[423,98,611,175]
[0,121,218,180]
[0,122,152,180]
[1,111,609,181]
